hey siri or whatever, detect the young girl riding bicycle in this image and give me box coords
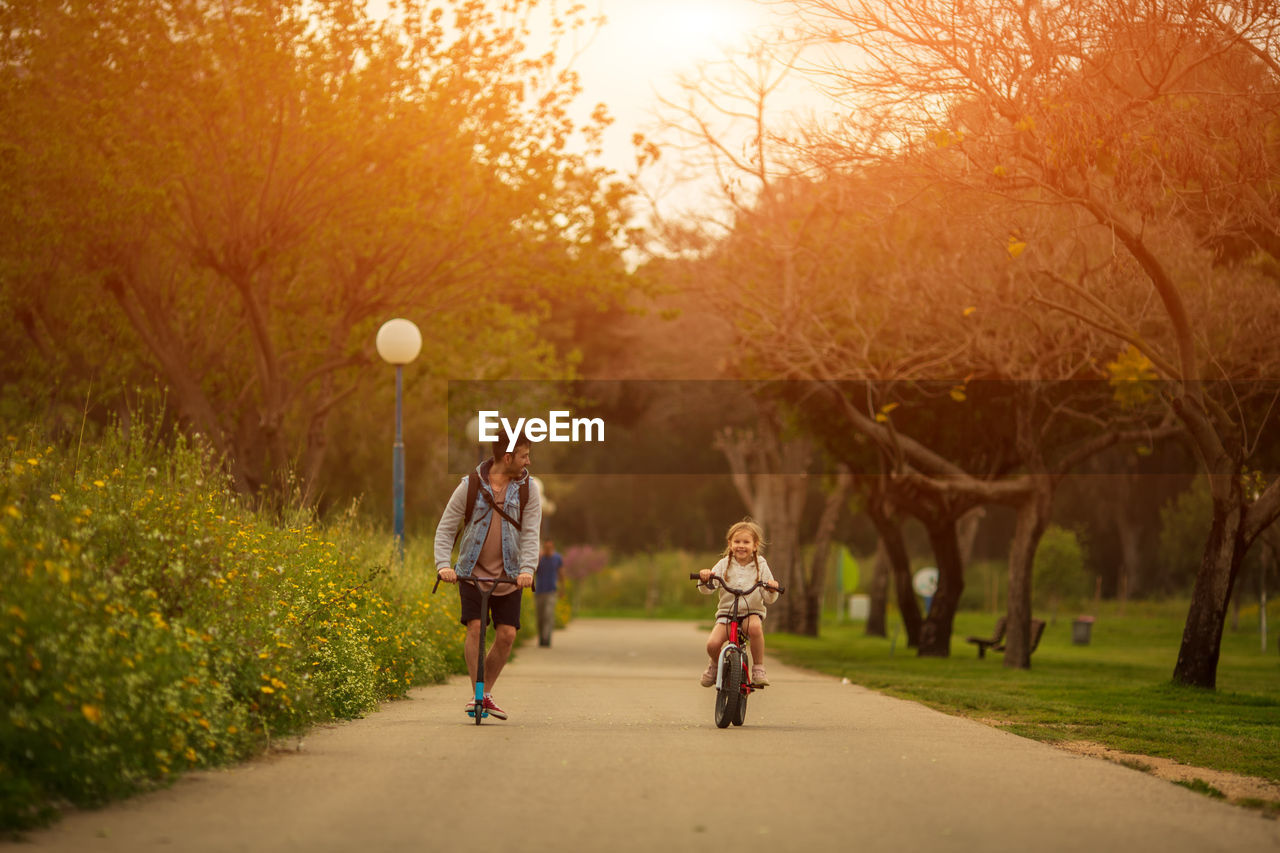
[697,520,779,687]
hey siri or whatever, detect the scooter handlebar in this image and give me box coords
[433,574,530,594]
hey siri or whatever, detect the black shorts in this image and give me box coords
[459,582,523,630]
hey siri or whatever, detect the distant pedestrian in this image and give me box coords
[697,520,779,687]
[535,540,563,646]
[434,431,540,721]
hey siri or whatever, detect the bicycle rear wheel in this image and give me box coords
[714,647,742,728]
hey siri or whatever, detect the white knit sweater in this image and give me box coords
[698,555,779,619]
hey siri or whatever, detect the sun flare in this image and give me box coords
[638,0,761,66]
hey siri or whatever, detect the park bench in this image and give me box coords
[966,616,1006,658]
[966,616,1046,659]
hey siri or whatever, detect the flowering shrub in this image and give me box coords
[562,544,609,581]
[555,581,573,628]
[0,425,462,831]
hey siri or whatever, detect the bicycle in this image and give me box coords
[689,573,785,728]
[432,573,522,725]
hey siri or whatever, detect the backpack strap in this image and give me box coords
[463,471,532,530]
[463,472,481,526]
[478,487,521,529]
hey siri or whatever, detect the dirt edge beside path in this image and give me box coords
[1053,740,1280,809]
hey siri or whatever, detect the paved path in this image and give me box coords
[11,619,1280,852]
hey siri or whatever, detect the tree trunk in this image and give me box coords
[865,538,889,638]
[957,506,984,566]
[889,535,922,648]
[762,474,808,632]
[1107,463,1144,611]
[1004,475,1053,669]
[918,516,964,657]
[866,482,921,646]
[792,465,853,636]
[1173,490,1246,688]
[1117,504,1143,612]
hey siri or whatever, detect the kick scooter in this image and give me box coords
[433,574,522,725]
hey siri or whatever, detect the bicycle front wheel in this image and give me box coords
[733,683,748,726]
[714,647,743,728]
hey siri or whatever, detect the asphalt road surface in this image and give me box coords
[11,619,1280,852]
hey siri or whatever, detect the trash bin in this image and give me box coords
[1072,615,1095,645]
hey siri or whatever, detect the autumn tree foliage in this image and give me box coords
[649,3,1280,677]
[0,0,633,507]
[782,0,1280,684]
[649,41,1168,659]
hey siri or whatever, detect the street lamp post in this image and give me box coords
[376,318,422,563]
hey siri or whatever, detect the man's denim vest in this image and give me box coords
[453,460,527,580]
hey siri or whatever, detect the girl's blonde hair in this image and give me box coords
[723,519,765,560]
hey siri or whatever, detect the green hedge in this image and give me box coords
[0,425,463,831]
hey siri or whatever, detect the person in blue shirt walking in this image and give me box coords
[535,539,563,647]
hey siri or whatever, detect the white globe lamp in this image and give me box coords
[376,318,421,563]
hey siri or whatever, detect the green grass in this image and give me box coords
[1175,778,1226,798]
[770,603,1280,784]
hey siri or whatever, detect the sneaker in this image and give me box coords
[481,695,507,721]
[751,665,769,686]
[465,699,478,716]
[699,661,717,688]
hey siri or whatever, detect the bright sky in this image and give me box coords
[570,0,770,125]
[565,0,803,216]
[370,0,828,220]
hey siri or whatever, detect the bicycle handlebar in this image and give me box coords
[432,573,528,594]
[689,573,785,595]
